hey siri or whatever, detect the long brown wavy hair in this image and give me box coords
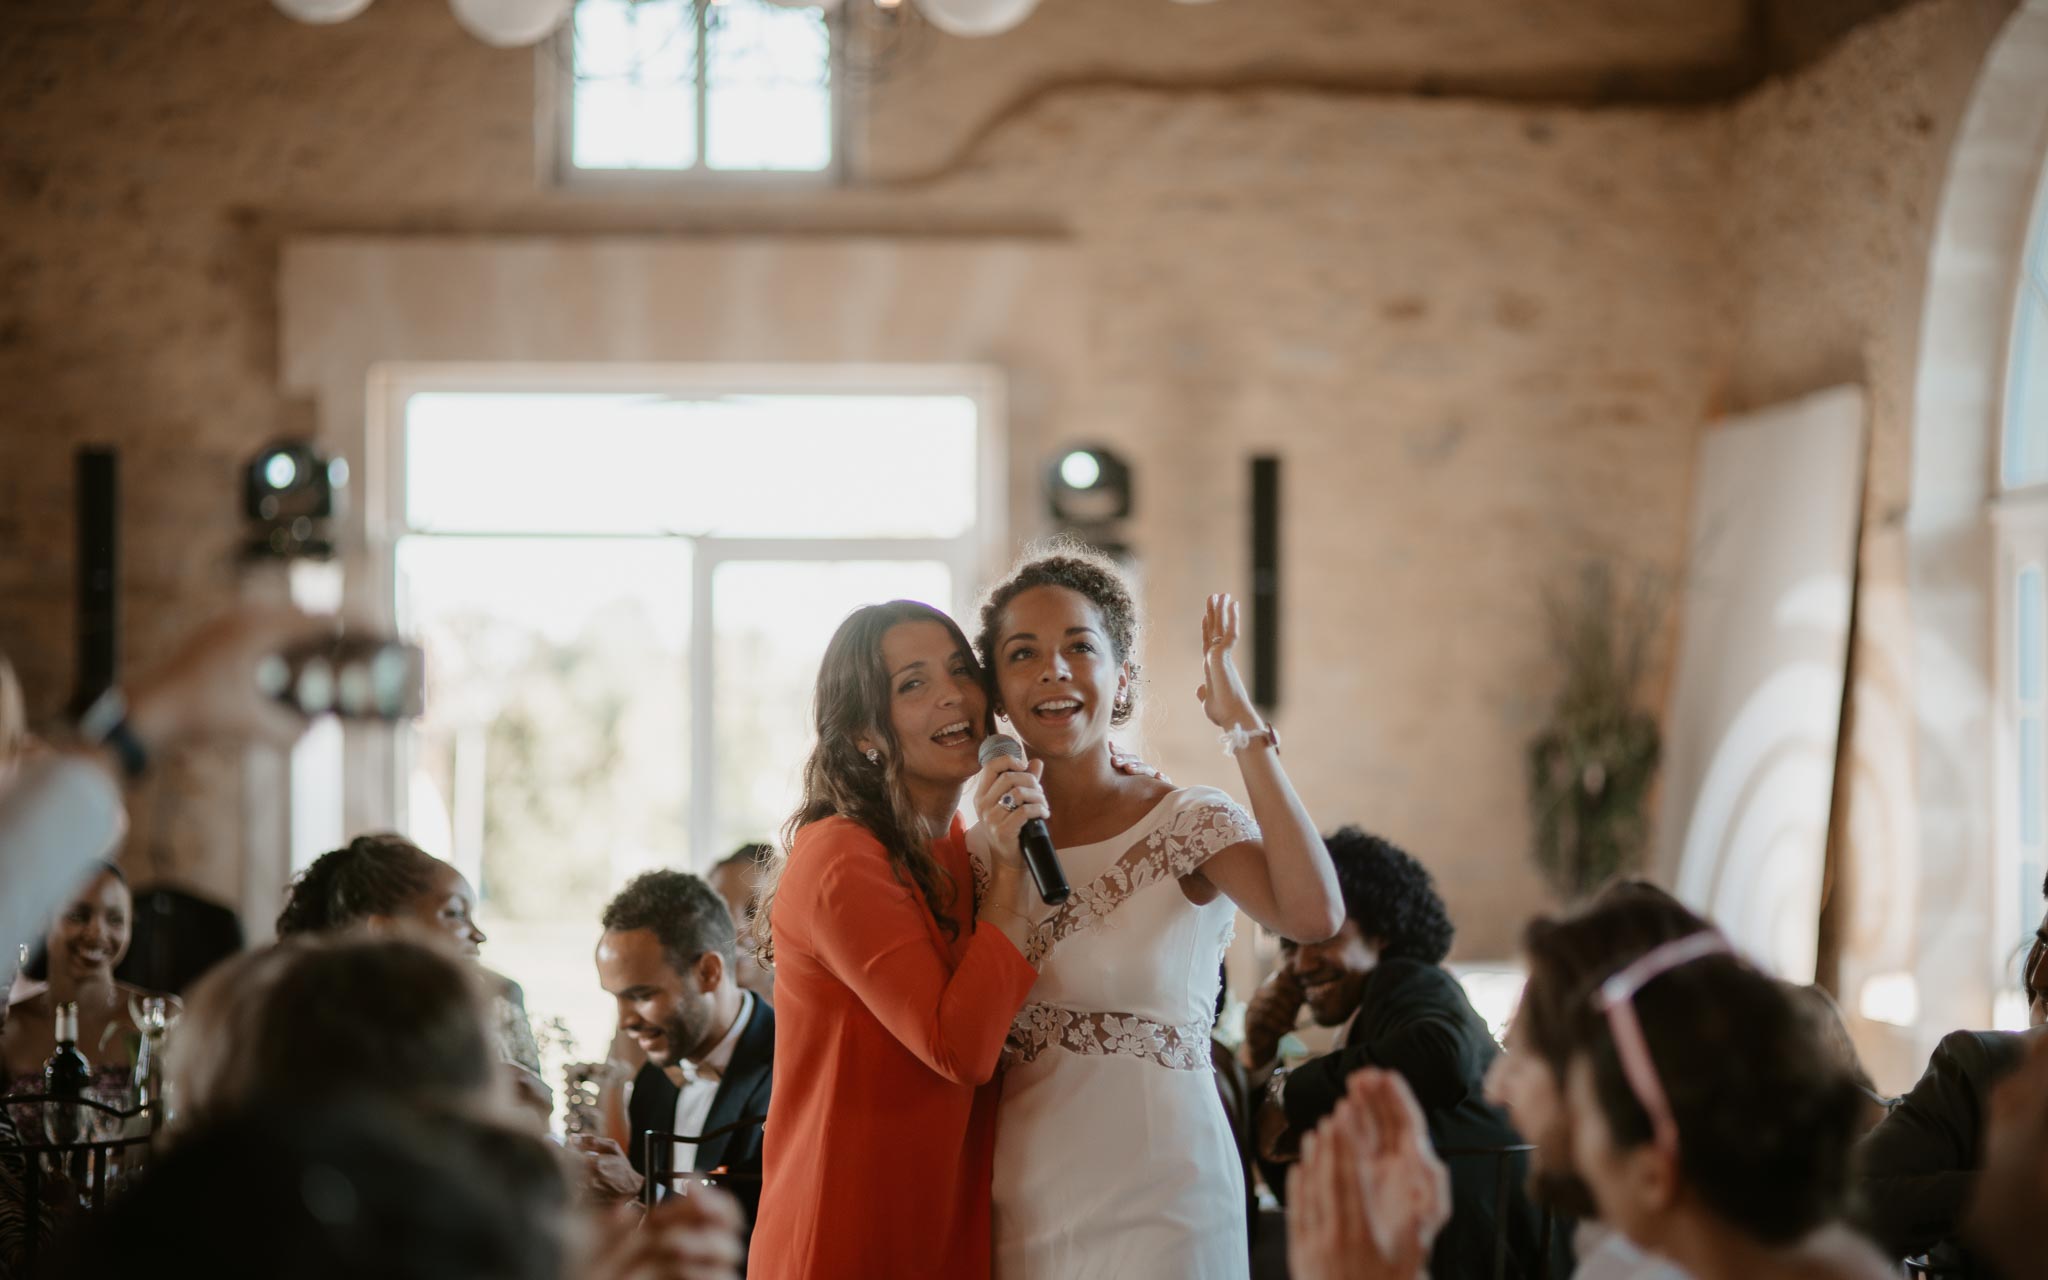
[752,600,992,963]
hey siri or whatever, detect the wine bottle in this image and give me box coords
[44,1000,92,1146]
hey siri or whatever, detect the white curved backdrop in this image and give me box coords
[1657,385,1867,981]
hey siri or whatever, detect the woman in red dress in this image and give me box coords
[748,600,1052,1280]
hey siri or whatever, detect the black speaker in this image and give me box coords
[1250,455,1280,712]
[73,447,118,714]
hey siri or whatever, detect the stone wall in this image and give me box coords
[0,0,2000,967]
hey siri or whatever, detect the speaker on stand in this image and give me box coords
[1249,455,1280,714]
[72,447,119,716]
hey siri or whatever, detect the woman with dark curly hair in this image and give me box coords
[971,545,1342,1280]
[276,834,550,1123]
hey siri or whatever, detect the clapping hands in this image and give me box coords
[1287,1069,1451,1280]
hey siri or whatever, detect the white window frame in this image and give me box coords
[539,1,850,189]
[1989,159,2048,1026]
[357,361,1006,868]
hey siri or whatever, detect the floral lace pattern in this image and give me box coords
[1005,1003,1212,1072]
[1020,796,1259,968]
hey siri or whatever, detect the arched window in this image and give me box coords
[1993,163,2048,1028]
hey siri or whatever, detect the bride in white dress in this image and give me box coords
[969,553,1346,1280]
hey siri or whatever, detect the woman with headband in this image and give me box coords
[1561,933,1893,1280]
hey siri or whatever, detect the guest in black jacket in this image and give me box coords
[1248,827,1556,1280]
[1858,1028,2037,1272]
[574,871,773,1243]
[1855,871,2048,1276]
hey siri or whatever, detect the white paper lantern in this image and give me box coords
[447,0,576,48]
[913,0,1039,38]
[272,0,376,23]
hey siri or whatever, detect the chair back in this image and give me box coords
[1,1093,159,1273]
[638,1113,767,1207]
[1433,1142,1555,1280]
[1903,1256,1976,1278]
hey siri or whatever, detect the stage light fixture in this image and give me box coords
[243,439,348,560]
[1046,445,1131,525]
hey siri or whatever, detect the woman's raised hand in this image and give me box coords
[1195,593,1261,731]
[971,751,1049,873]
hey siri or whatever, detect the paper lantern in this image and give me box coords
[913,0,1039,38]
[272,0,376,22]
[447,0,576,48]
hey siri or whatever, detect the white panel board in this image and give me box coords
[1656,385,1867,981]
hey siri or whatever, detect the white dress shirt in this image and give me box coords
[667,990,755,1176]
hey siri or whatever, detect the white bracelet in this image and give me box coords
[1219,723,1281,756]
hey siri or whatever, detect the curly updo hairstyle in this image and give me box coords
[1321,828,1455,964]
[975,542,1142,726]
[277,834,445,938]
[1569,948,1866,1245]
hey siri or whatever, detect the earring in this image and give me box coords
[865,748,882,765]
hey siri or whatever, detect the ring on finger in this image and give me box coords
[998,792,1019,812]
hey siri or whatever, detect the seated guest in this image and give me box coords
[1249,827,1552,1279]
[707,844,776,1002]
[1964,1028,2048,1278]
[1485,881,1708,1280]
[577,870,771,1242]
[1855,870,2048,1273]
[277,833,550,1119]
[55,1096,742,1280]
[169,932,516,1130]
[2,863,175,1116]
[160,932,747,1280]
[1564,933,1892,1279]
[53,1098,572,1280]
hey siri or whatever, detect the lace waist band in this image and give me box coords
[1004,1004,1212,1072]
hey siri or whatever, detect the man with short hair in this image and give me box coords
[574,870,772,1242]
[706,843,775,1002]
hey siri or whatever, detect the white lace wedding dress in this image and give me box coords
[971,786,1258,1280]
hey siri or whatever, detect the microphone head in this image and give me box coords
[978,733,1026,767]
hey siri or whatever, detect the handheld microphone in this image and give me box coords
[977,734,1071,905]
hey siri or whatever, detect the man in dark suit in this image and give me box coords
[573,870,772,1244]
[1859,1028,2037,1275]
[1856,870,2048,1276]
[1247,827,1555,1280]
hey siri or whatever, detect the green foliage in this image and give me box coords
[1527,562,1664,901]
[428,603,688,922]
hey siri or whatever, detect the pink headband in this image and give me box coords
[1594,930,1732,1157]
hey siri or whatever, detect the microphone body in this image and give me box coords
[977,735,1072,905]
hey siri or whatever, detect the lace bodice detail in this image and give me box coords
[973,787,1258,1073]
[1006,1004,1213,1072]
[1018,793,1258,967]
